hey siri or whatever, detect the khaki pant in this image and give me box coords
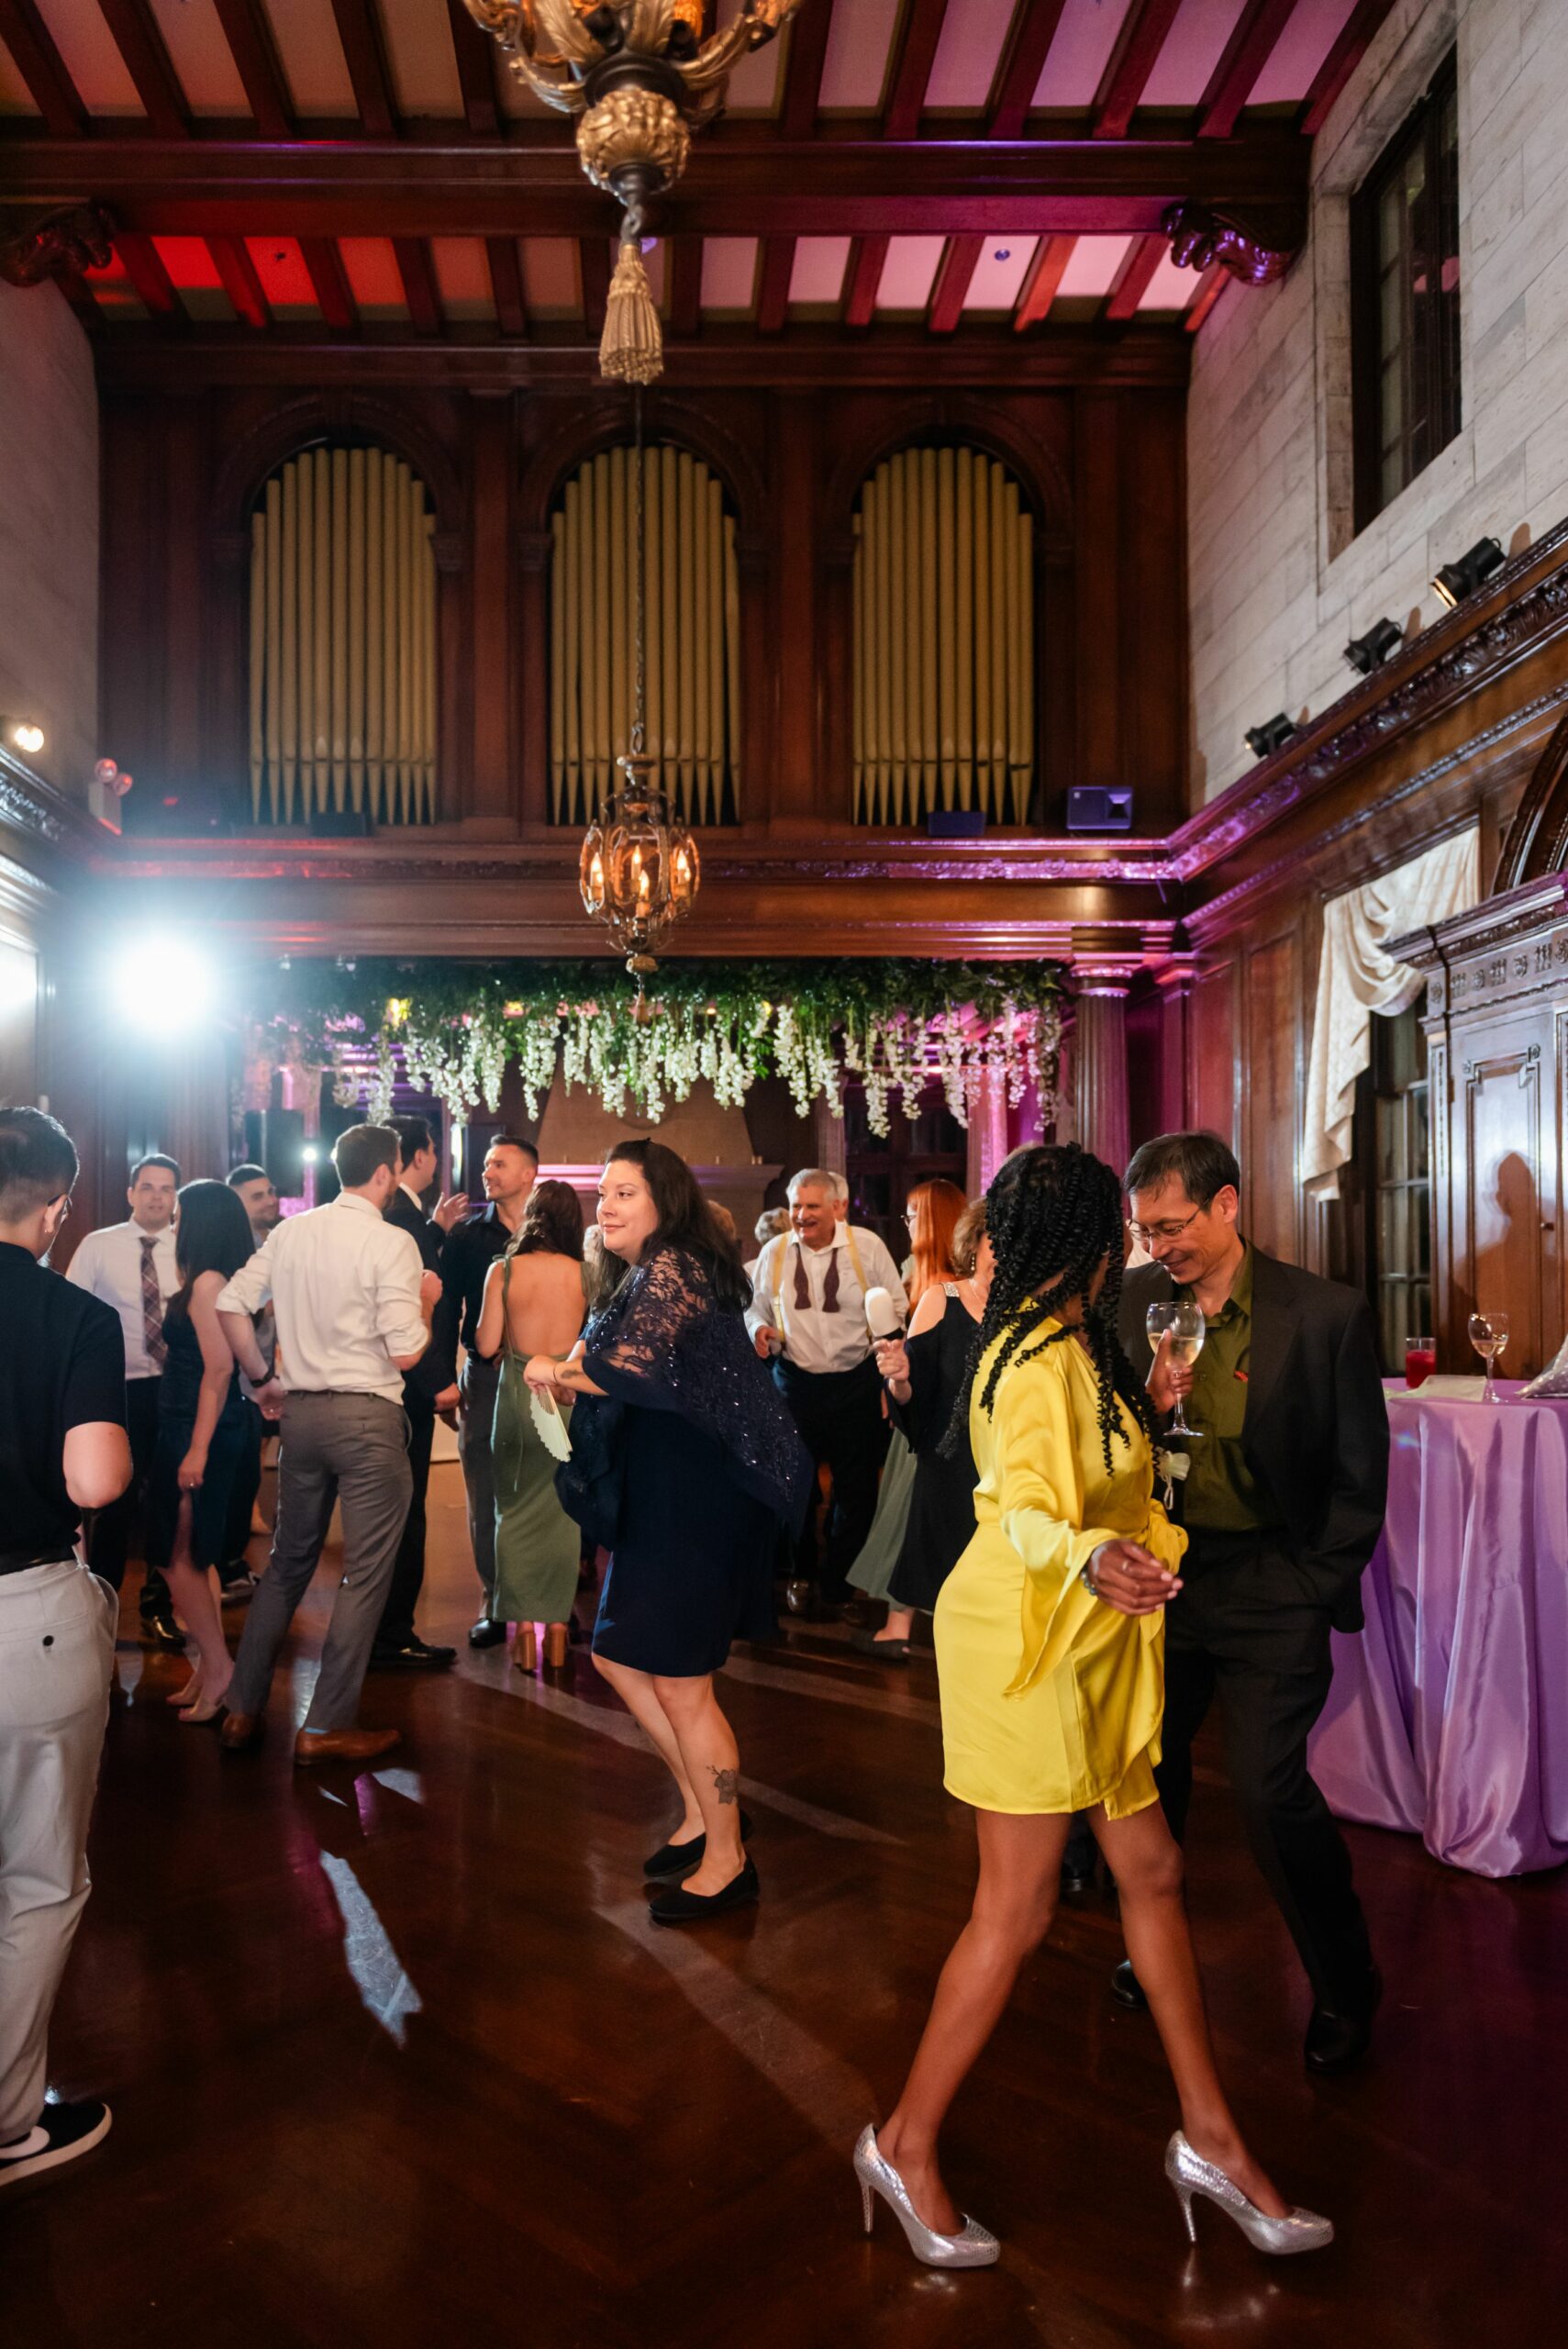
[0,1561,115,2143]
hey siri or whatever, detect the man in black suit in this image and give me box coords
[368,1118,464,1671]
[1107,1130,1389,2074]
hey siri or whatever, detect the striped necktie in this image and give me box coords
[140,1236,168,1371]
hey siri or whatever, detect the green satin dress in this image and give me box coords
[491,1256,583,1625]
[846,1426,917,1601]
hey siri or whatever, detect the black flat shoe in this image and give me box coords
[648,1857,759,1925]
[369,1636,457,1671]
[851,1628,911,1662]
[1305,1967,1382,2076]
[1111,1959,1148,2010]
[644,1809,753,1879]
[467,1617,507,1650]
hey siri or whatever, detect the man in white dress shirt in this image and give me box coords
[64,1153,183,1647]
[747,1169,907,1618]
[214,1124,434,1765]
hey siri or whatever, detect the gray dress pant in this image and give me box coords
[228,1391,411,1735]
[0,1562,115,2143]
[458,1354,501,1611]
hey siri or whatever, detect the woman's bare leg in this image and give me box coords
[877,1810,1069,2234]
[592,1653,705,1841]
[1093,1801,1287,2217]
[165,1512,232,1720]
[650,1674,745,1894]
[875,1605,916,1645]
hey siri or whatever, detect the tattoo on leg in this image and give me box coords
[709,1765,740,1806]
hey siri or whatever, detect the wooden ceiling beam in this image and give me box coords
[56,268,102,336]
[115,231,185,324]
[927,231,983,335]
[756,235,795,333]
[1013,233,1074,332]
[485,234,528,337]
[842,233,890,328]
[96,0,188,139]
[883,0,951,143]
[1303,0,1397,138]
[580,236,610,339]
[1184,259,1228,334]
[207,232,271,328]
[299,238,358,330]
[211,0,295,141]
[393,237,443,335]
[446,0,500,139]
[0,0,87,138]
[987,0,1069,140]
[1197,0,1297,140]
[328,0,397,140]
[669,237,703,338]
[0,128,1310,239]
[1094,0,1184,141]
[779,2,833,140]
[1104,232,1164,321]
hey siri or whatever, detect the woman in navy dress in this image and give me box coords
[146,1179,257,1721]
[526,1140,809,1925]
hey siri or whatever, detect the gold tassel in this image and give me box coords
[600,233,663,384]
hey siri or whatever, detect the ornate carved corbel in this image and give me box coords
[1159,199,1300,288]
[0,205,115,290]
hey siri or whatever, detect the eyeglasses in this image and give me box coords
[1126,1207,1202,1246]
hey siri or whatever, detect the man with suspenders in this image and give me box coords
[748,1169,907,1620]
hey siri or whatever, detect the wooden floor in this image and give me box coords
[7,1461,1565,2347]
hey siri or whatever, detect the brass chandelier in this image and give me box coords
[463,1,806,382]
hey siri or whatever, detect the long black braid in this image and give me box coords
[940,1141,1157,1474]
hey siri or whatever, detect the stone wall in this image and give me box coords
[1188,0,1568,803]
[0,282,99,801]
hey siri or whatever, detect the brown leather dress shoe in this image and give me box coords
[218,1710,263,1752]
[293,1727,401,1768]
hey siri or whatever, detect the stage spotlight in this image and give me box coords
[302,1143,320,1166]
[1242,714,1298,761]
[1343,618,1404,674]
[1431,536,1505,608]
[3,717,45,756]
[113,934,216,1031]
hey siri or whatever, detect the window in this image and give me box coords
[1352,54,1461,529]
[1370,1006,1431,1370]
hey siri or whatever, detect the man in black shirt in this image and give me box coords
[0,1107,129,2192]
[432,1134,538,1646]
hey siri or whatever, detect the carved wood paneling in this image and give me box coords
[1189,958,1240,1153]
[1244,926,1301,1264]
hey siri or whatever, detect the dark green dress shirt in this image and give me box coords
[1175,1244,1271,1533]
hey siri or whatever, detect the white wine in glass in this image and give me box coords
[1148,1299,1207,1439]
[1468,1309,1510,1403]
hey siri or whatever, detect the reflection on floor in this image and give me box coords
[9,1463,1564,2347]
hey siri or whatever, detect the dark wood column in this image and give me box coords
[1073,983,1130,1180]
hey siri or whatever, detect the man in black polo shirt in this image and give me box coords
[431,1133,538,1647]
[0,1107,130,2192]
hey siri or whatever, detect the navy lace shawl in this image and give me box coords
[580,1243,811,1529]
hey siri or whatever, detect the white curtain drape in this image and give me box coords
[1302,827,1481,1196]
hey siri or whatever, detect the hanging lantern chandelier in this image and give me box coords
[463,1,806,384]
[578,394,701,985]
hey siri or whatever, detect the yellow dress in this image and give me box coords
[934,1322,1187,1818]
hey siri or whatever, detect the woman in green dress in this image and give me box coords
[474,1179,587,1671]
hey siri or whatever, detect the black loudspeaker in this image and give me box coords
[1066,786,1134,832]
[262,1107,305,1196]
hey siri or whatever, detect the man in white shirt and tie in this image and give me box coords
[747,1169,907,1619]
[64,1153,183,1648]
[214,1124,435,1765]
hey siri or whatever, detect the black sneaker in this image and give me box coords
[139,1601,186,1653]
[0,2097,112,2191]
[219,1569,259,1605]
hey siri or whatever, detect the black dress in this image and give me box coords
[145,1307,249,1573]
[572,1242,811,1679]
[888,1286,981,1614]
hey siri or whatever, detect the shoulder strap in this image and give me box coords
[842,1223,868,1293]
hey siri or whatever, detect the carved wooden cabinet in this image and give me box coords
[1397,874,1568,1375]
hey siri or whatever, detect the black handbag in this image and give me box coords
[554,1392,627,1552]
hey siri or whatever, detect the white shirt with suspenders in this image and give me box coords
[746,1225,908,1377]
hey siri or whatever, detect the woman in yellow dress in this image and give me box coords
[855,1143,1332,2268]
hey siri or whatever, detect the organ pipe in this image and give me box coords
[249,445,437,825]
[852,445,1034,826]
[549,443,743,827]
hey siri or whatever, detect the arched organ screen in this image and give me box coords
[853,446,1034,825]
[550,445,741,827]
[249,447,438,826]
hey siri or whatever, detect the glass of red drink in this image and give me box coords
[1406,1338,1436,1388]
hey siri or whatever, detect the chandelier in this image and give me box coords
[462,1,806,382]
[577,395,701,984]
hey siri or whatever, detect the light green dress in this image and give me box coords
[846,1427,917,1601]
[490,1257,583,1625]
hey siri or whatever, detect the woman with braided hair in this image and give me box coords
[855,1143,1332,2269]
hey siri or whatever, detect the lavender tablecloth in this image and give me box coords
[1308,1382,1568,1876]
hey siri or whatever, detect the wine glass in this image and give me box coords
[1468,1309,1510,1403]
[1148,1299,1207,1439]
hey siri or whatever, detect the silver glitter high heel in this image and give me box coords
[1165,2132,1334,2254]
[853,2125,1000,2269]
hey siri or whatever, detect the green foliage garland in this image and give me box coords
[243,958,1062,1140]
